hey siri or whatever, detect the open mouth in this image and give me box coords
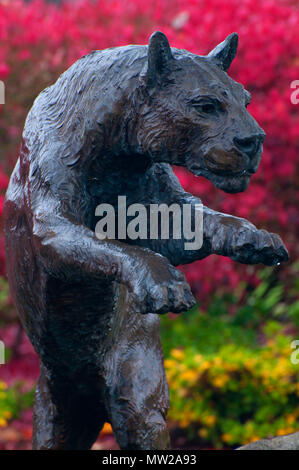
[188,165,254,194]
[227,168,255,177]
[190,167,254,178]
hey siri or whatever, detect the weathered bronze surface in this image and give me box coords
[4,32,288,450]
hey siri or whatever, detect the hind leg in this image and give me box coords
[33,362,107,450]
[104,315,170,450]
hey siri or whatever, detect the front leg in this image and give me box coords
[133,163,288,267]
[31,198,195,314]
[200,206,289,266]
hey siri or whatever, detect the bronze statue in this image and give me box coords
[4,31,288,450]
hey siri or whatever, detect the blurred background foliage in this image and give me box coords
[0,0,298,449]
[161,265,299,447]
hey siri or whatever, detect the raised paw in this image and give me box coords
[124,252,196,314]
[230,227,289,266]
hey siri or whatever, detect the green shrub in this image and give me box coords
[161,266,299,448]
[0,378,34,428]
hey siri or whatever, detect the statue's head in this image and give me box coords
[137,31,265,193]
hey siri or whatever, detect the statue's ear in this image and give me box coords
[207,33,238,71]
[146,31,173,88]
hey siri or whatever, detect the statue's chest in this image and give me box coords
[86,160,151,208]
[85,162,151,231]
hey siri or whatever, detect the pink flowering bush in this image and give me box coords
[0,0,298,299]
[0,0,298,449]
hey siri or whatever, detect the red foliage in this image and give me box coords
[0,0,298,299]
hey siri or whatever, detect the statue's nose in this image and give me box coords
[234,133,265,158]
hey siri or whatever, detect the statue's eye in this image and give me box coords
[201,103,217,114]
[191,100,219,116]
